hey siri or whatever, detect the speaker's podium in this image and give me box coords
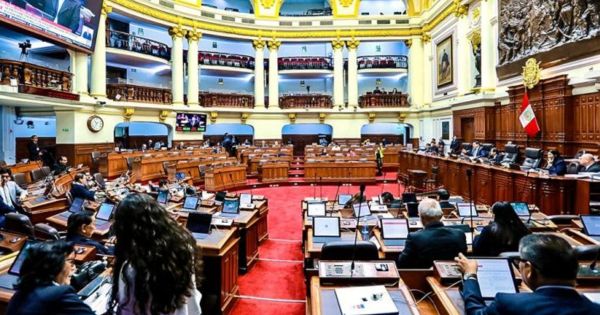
[309,260,420,315]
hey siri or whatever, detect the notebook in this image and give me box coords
[476,258,518,299]
[182,196,199,211]
[581,215,600,242]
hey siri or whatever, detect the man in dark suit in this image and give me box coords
[470,142,488,158]
[450,136,461,154]
[455,234,600,315]
[397,198,467,268]
[27,135,42,162]
[578,153,600,173]
[52,156,71,174]
[69,173,95,201]
[44,0,86,33]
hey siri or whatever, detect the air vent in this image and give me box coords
[319,20,333,26]
[299,21,312,26]
[222,16,235,22]
[242,18,255,24]
[159,0,173,8]
[358,20,371,25]
[201,12,215,18]
[396,19,409,24]
[377,20,391,24]
[280,21,293,26]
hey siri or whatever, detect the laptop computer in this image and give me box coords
[476,258,518,304]
[94,203,115,230]
[312,216,341,244]
[353,202,373,219]
[156,190,169,205]
[581,215,600,242]
[307,201,326,217]
[239,193,254,209]
[510,202,530,217]
[186,212,212,239]
[0,240,36,290]
[181,196,199,212]
[57,197,85,220]
[456,203,478,217]
[220,198,240,218]
[381,218,409,246]
[337,194,352,206]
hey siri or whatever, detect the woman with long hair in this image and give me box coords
[109,193,203,315]
[473,202,531,256]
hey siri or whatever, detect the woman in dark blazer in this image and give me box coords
[66,212,113,255]
[7,241,94,315]
[473,202,531,256]
[546,150,567,175]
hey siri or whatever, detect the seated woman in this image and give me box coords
[109,193,203,314]
[7,241,94,315]
[66,212,113,255]
[472,202,531,256]
[546,150,567,176]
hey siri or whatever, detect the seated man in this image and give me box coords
[578,153,600,173]
[455,234,600,315]
[397,199,467,268]
[0,168,27,213]
[52,156,71,174]
[69,173,95,201]
[470,142,488,159]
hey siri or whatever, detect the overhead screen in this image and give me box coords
[0,0,103,51]
[176,113,207,132]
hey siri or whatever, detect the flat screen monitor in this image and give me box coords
[402,192,417,203]
[175,113,207,132]
[381,219,409,240]
[9,240,36,276]
[183,196,199,210]
[0,0,104,51]
[307,201,326,217]
[581,215,600,236]
[222,198,240,214]
[69,198,84,213]
[476,258,518,299]
[353,202,371,218]
[239,193,252,205]
[186,212,212,234]
[312,217,340,237]
[456,203,478,217]
[510,202,530,217]
[337,194,352,206]
[156,190,169,204]
[95,203,114,221]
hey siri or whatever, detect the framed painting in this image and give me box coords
[436,35,453,88]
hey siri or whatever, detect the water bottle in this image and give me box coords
[361,222,370,240]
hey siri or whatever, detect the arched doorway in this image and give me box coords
[360,122,407,145]
[282,123,333,155]
[203,123,255,146]
[114,122,173,150]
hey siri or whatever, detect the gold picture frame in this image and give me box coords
[436,35,453,88]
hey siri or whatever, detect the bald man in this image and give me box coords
[578,153,600,173]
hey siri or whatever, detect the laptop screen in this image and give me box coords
[157,190,169,204]
[381,219,409,240]
[457,203,478,217]
[307,202,326,217]
[510,202,530,216]
[353,202,371,218]
[337,194,352,206]
[222,199,240,214]
[9,241,36,275]
[183,196,199,210]
[581,215,600,236]
[186,213,212,234]
[476,259,518,299]
[313,217,340,237]
[96,203,115,221]
[240,193,252,205]
[69,198,84,213]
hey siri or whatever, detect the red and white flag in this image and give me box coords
[519,91,540,138]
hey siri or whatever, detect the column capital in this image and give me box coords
[345,38,360,50]
[253,39,266,50]
[267,39,281,50]
[421,32,432,43]
[186,30,202,42]
[405,39,412,48]
[331,39,345,50]
[467,29,481,47]
[453,0,468,18]
[101,2,112,16]
[169,25,186,39]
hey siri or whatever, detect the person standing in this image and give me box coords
[27,135,42,161]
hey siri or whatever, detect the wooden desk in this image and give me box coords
[254,199,269,242]
[0,231,27,253]
[46,212,111,237]
[258,162,289,183]
[227,210,260,273]
[204,165,247,191]
[304,162,377,183]
[8,161,42,184]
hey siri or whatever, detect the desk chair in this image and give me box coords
[5,213,35,238]
[13,173,27,189]
[521,148,543,170]
[501,144,520,164]
[31,169,45,182]
[320,240,379,261]
[574,245,600,260]
[546,215,579,228]
[34,223,61,240]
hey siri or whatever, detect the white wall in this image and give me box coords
[199,74,254,93]
[357,41,408,57]
[13,116,56,138]
[279,42,330,57]
[279,77,331,95]
[357,76,408,94]
[200,37,254,56]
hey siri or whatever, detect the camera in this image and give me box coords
[18,40,31,55]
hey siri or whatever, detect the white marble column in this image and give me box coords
[75,52,89,94]
[169,26,185,105]
[407,36,424,107]
[332,39,344,107]
[90,3,110,97]
[422,35,433,107]
[480,0,496,90]
[253,39,266,108]
[186,30,201,106]
[456,13,472,94]
[346,39,359,108]
[267,39,280,108]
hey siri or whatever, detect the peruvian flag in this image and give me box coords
[519,91,540,138]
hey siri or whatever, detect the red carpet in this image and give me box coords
[228,183,405,315]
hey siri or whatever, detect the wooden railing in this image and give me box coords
[357,55,408,69]
[359,92,409,108]
[199,51,254,70]
[279,94,333,109]
[0,59,72,92]
[107,30,171,60]
[198,92,254,108]
[106,83,172,104]
[278,56,333,70]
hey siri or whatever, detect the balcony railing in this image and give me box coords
[279,94,333,109]
[107,30,171,60]
[357,55,408,69]
[0,59,76,100]
[107,83,172,104]
[199,92,254,108]
[279,57,332,70]
[199,51,255,70]
[359,92,409,108]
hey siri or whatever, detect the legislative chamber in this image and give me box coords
[0,0,599,314]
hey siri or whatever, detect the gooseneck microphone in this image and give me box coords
[350,184,366,277]
[466,168,475,245]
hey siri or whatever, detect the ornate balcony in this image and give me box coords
[0,59,76,100]
[107,83,172,104]
[199,92,254,108]
[199,51,255,70]
[107,30,171,60]
[279,94,333,109]
[278,56,333,70]
[359,92,409,108]
[357,55,408,70]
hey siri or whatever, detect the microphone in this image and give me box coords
[380,171,386,202]
[350,184,366,277]
[466,168,475,245]
[313,172,317,200]
[319,176,323,200]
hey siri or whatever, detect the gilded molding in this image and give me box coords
[241,112,249,123]
[405,39,412,48]
[123,108,134,121]
[421,32,431,43]
[467,29,481,47]
[159,110,170,122]
[345,38,360,49]
[452,0,468,18]
[368,112,376,123]
[339,0,354,7]
[252,39,266,49]
[267,39,281,50]
[288,113,297,123]
[101,2,112,16]
[522,58,541,90]
[331,39,345,50]
[209,111,218,123]
[318,112,326,123]
[168,25,186,38]
[398,112,408,122]
[186,29,202,42]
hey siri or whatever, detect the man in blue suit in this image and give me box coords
[470,142,488,158]
[455,234,600,315]
[69,173,95,201]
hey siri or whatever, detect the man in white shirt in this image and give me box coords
[0,168,27,212]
